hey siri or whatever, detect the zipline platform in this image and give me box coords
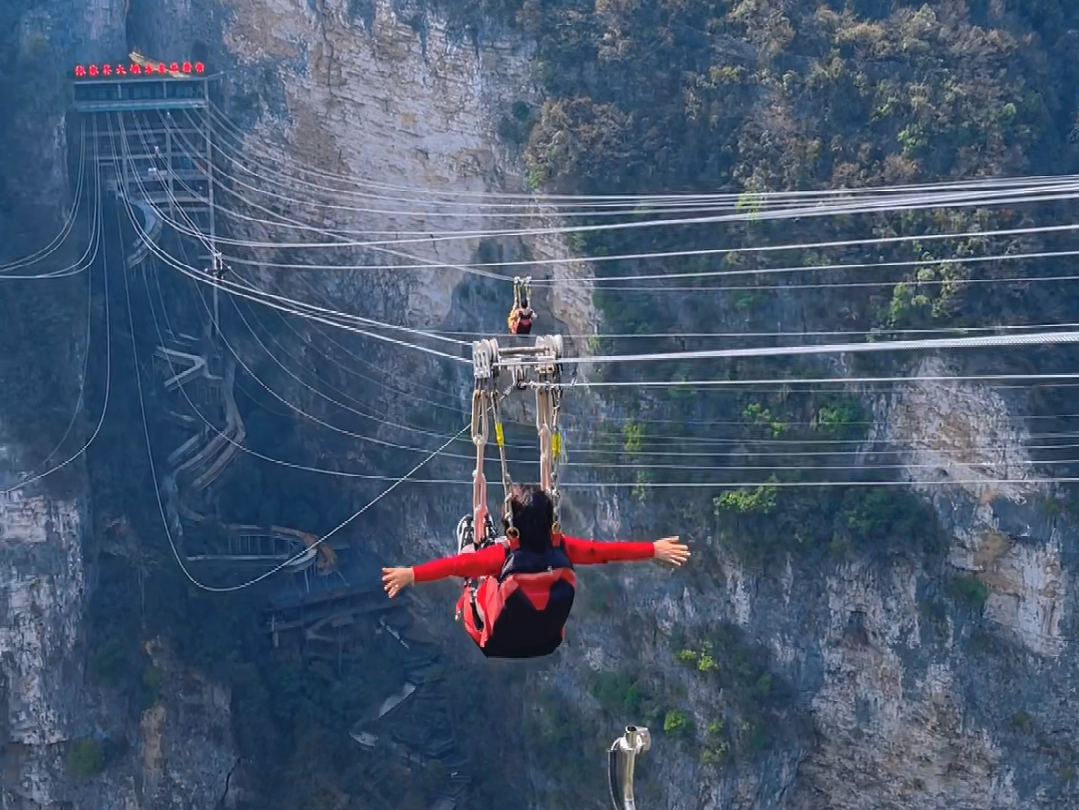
[69,58,218,233]
[72,77,209,113]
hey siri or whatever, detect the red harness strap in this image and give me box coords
[462,531,573,649]
[458,588,484,646]
[475,569,576,648]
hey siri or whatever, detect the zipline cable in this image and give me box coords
[171,114,1079,305]
[540,328,1079,368]
[199,108,1079,229]
[0,130,88,272]
[155,111,1079,256]
[120,208,475,592]
[105,114,1079,509]
[1,171,111,493]
[207,103,1079,204]
[148,134,1079,252]
[113,149,467,365]
[135,155,1079,479]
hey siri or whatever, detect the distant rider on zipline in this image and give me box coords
[508,295,535,336]
[507,276,536,336]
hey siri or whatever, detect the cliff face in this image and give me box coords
[198,0,596,563]
[206,3,1079,808]
[1,3,93,808]
[781,364,1076,810]
[4,1,1079,810]
[0,2,241,808]
[527,361,1079,810]
[0,490,86,805]
[217,0,536,320]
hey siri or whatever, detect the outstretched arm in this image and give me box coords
[382,544,507,598]
[562,535,690,567]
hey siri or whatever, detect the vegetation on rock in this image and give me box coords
[66,739,105,778]
[469,0,1079,794]
[477,0,1079,557]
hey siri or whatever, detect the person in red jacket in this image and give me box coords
[382,485,690,658]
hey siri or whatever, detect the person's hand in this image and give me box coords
[653,537,690,566]
[382,567,415,598]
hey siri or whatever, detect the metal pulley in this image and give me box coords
[608,726,651,810]
[512,275,533,309]
[469,331,567,533]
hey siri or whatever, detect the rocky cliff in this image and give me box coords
[0,0,237,806]
[3,0,1079,809]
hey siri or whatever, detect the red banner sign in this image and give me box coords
[73,62,205,78]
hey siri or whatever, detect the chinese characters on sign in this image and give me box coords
[73,62,205,78]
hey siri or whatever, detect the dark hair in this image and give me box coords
[507,484,554,552]
[520,297,529,308]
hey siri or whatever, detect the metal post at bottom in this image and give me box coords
[608,726,651,810]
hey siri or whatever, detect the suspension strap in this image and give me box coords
[550,340,564,523]
[470,389,489,540]
[533,334,564,522]
[537,386,554,492]
[492,395,514,527]
[471,340,497,539]
[550,385,564,525]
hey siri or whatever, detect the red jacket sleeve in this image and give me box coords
[562,536,655,565]
[412,544,507,583]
